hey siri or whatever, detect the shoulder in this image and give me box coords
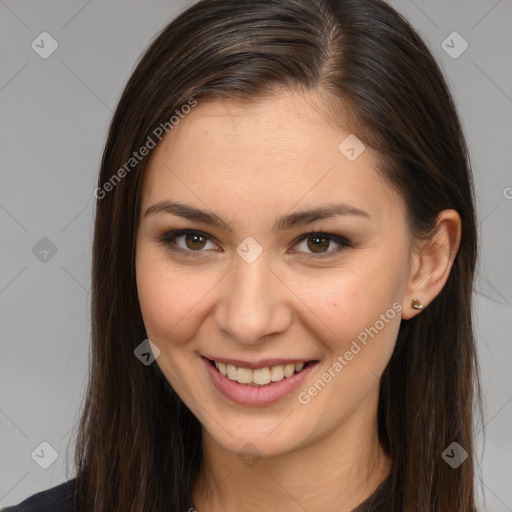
[1,478,77,512]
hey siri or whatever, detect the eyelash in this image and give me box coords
[156,228,352,259]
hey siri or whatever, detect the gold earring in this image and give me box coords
[411,298,423,310]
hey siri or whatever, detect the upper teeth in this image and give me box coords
[214,361,306,386]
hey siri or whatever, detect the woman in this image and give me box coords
[2,0,482,510]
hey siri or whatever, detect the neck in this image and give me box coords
[192,402,392,512]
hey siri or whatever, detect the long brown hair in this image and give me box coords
[72,0,482,510]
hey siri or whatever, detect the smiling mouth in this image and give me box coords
[206,358,316,387]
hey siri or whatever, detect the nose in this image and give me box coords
[213,253,292,345]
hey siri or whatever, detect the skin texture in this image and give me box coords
[135,90,461,512]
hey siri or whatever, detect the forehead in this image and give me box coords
[138,90,401,223]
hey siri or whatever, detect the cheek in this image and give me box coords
[297,258,404,356]
[136,255,209,346]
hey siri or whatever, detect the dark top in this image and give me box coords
[1,479,76,512]
[1,473,391,511]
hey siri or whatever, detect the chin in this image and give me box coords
[200,409,314,459]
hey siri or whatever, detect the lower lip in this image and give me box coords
[202,356,319,407]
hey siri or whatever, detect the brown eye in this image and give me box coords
[184,233,207,250]
[158,229,218,256]
[307,235,331,253]
[293,232,351,258]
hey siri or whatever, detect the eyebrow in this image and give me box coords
[143,200,370,232]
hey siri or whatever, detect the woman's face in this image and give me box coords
[135,90,413,458]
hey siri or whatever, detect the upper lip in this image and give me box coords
[202,355,315,370]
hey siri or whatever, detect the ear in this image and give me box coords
[401,209,461,320]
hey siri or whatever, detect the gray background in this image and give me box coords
[1,0,511,510]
